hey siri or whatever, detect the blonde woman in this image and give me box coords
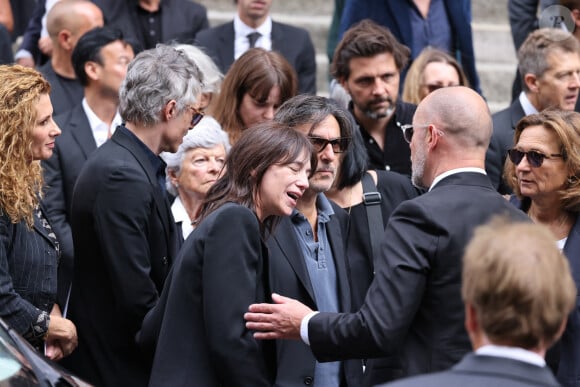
[0,65,77,360]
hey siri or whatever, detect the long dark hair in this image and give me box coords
[199,121,316,232]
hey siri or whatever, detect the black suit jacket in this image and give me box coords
[93,0,208,50]
[63,127,180,386]
[305,173,529,385]
[378,353,559,387]
[195,20,317,94]
[486,99,526,193]
[41,104,97,307]
[144,203,275,387]
[267,201,362,387]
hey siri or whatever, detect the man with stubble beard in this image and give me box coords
[333,19,416,177]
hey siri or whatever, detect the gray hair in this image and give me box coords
[119,44,204,126]
[175,44,223,95]
[518,28,580,92]
[161,116,231,196]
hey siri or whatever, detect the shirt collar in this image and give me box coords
[476,344,546,367]
[171,196,194,239]
[291,193,335,222]
[234,13,272,39]
[82,98,123,142]
[519,92,539,116]
[429,168,487,191]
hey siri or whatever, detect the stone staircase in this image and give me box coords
[195,0,516,113]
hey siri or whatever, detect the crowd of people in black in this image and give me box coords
[0,1,579,386]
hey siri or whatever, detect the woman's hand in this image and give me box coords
[45,305,78,360]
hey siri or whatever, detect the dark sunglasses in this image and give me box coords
[308,136,350,153]
[189,106,204,128]
[507,148,563,168]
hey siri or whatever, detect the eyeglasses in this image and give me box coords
[308,136,351,153]
[507,148,563,168]
[188,106,204,128]
[398,123,430,143]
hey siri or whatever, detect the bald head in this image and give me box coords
[47,0,104,41]
[415,86,492,150]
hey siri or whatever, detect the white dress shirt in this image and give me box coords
[81,98,123,148]
[233,14,273,60]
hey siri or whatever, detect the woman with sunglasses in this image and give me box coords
[504,110,580,387]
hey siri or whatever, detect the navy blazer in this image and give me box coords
[486,99,526,193]
[0,205,59,346]
[93,0,208,50]
[267,201,362,387]
[337,0,480,93]
[63,126,181,386]
[42,104,97,307]
[377,353,559,387]
[195,20,317,94]
[306,173,529,385]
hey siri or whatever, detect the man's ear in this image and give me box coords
[164,100,177,121]
[84,61,99,82]
[58,29,73,51]
[524,73,539,93]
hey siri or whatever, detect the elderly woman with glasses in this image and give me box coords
[504,110,580,387]
[161,116,230,239]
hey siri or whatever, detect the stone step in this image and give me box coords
[194,0,516,112]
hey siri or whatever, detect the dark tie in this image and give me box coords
[247,32,261,48]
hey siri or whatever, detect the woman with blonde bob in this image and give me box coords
[402,47,469,105]
[504,110,580,386]
[0,65,77,359]
[210,48,297,144]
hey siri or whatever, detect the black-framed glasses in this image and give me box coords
[398,123,430,143]
[507,148,563,168]
[308,136,351,153]
[188,106,204,128]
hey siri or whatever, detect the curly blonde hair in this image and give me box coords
[0,65,50,227]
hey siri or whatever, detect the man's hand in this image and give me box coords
[245,293,313,340]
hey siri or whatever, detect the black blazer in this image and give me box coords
[267,201,362,387]
[42,104,98,307]
[144,203,275,387]
[0,205,59,347]
[195,20,317,94]
[63,127,180,387]
[485,99,526,193]
[306,173,529,385]
[93,0,208,50]
[511,197,580,387]
[377,353,560,387]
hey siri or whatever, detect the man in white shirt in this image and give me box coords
[195,0,317,94]
[375,217,576,386]
[41,26,134,309]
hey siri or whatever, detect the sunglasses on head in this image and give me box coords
[308,136,350,153]
[507,148,563,168]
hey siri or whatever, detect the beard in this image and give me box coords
[411,143,427,189]
[359,96,395,120]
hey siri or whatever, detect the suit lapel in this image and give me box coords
[510,99,526,129]
[69,105,98,159]
[327,215,351,312]
[33,203,59,249]
[273,217,316,303]
[111,129,173,254]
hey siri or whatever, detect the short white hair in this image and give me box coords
[175,44,223,95]
[161,116,231,196]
